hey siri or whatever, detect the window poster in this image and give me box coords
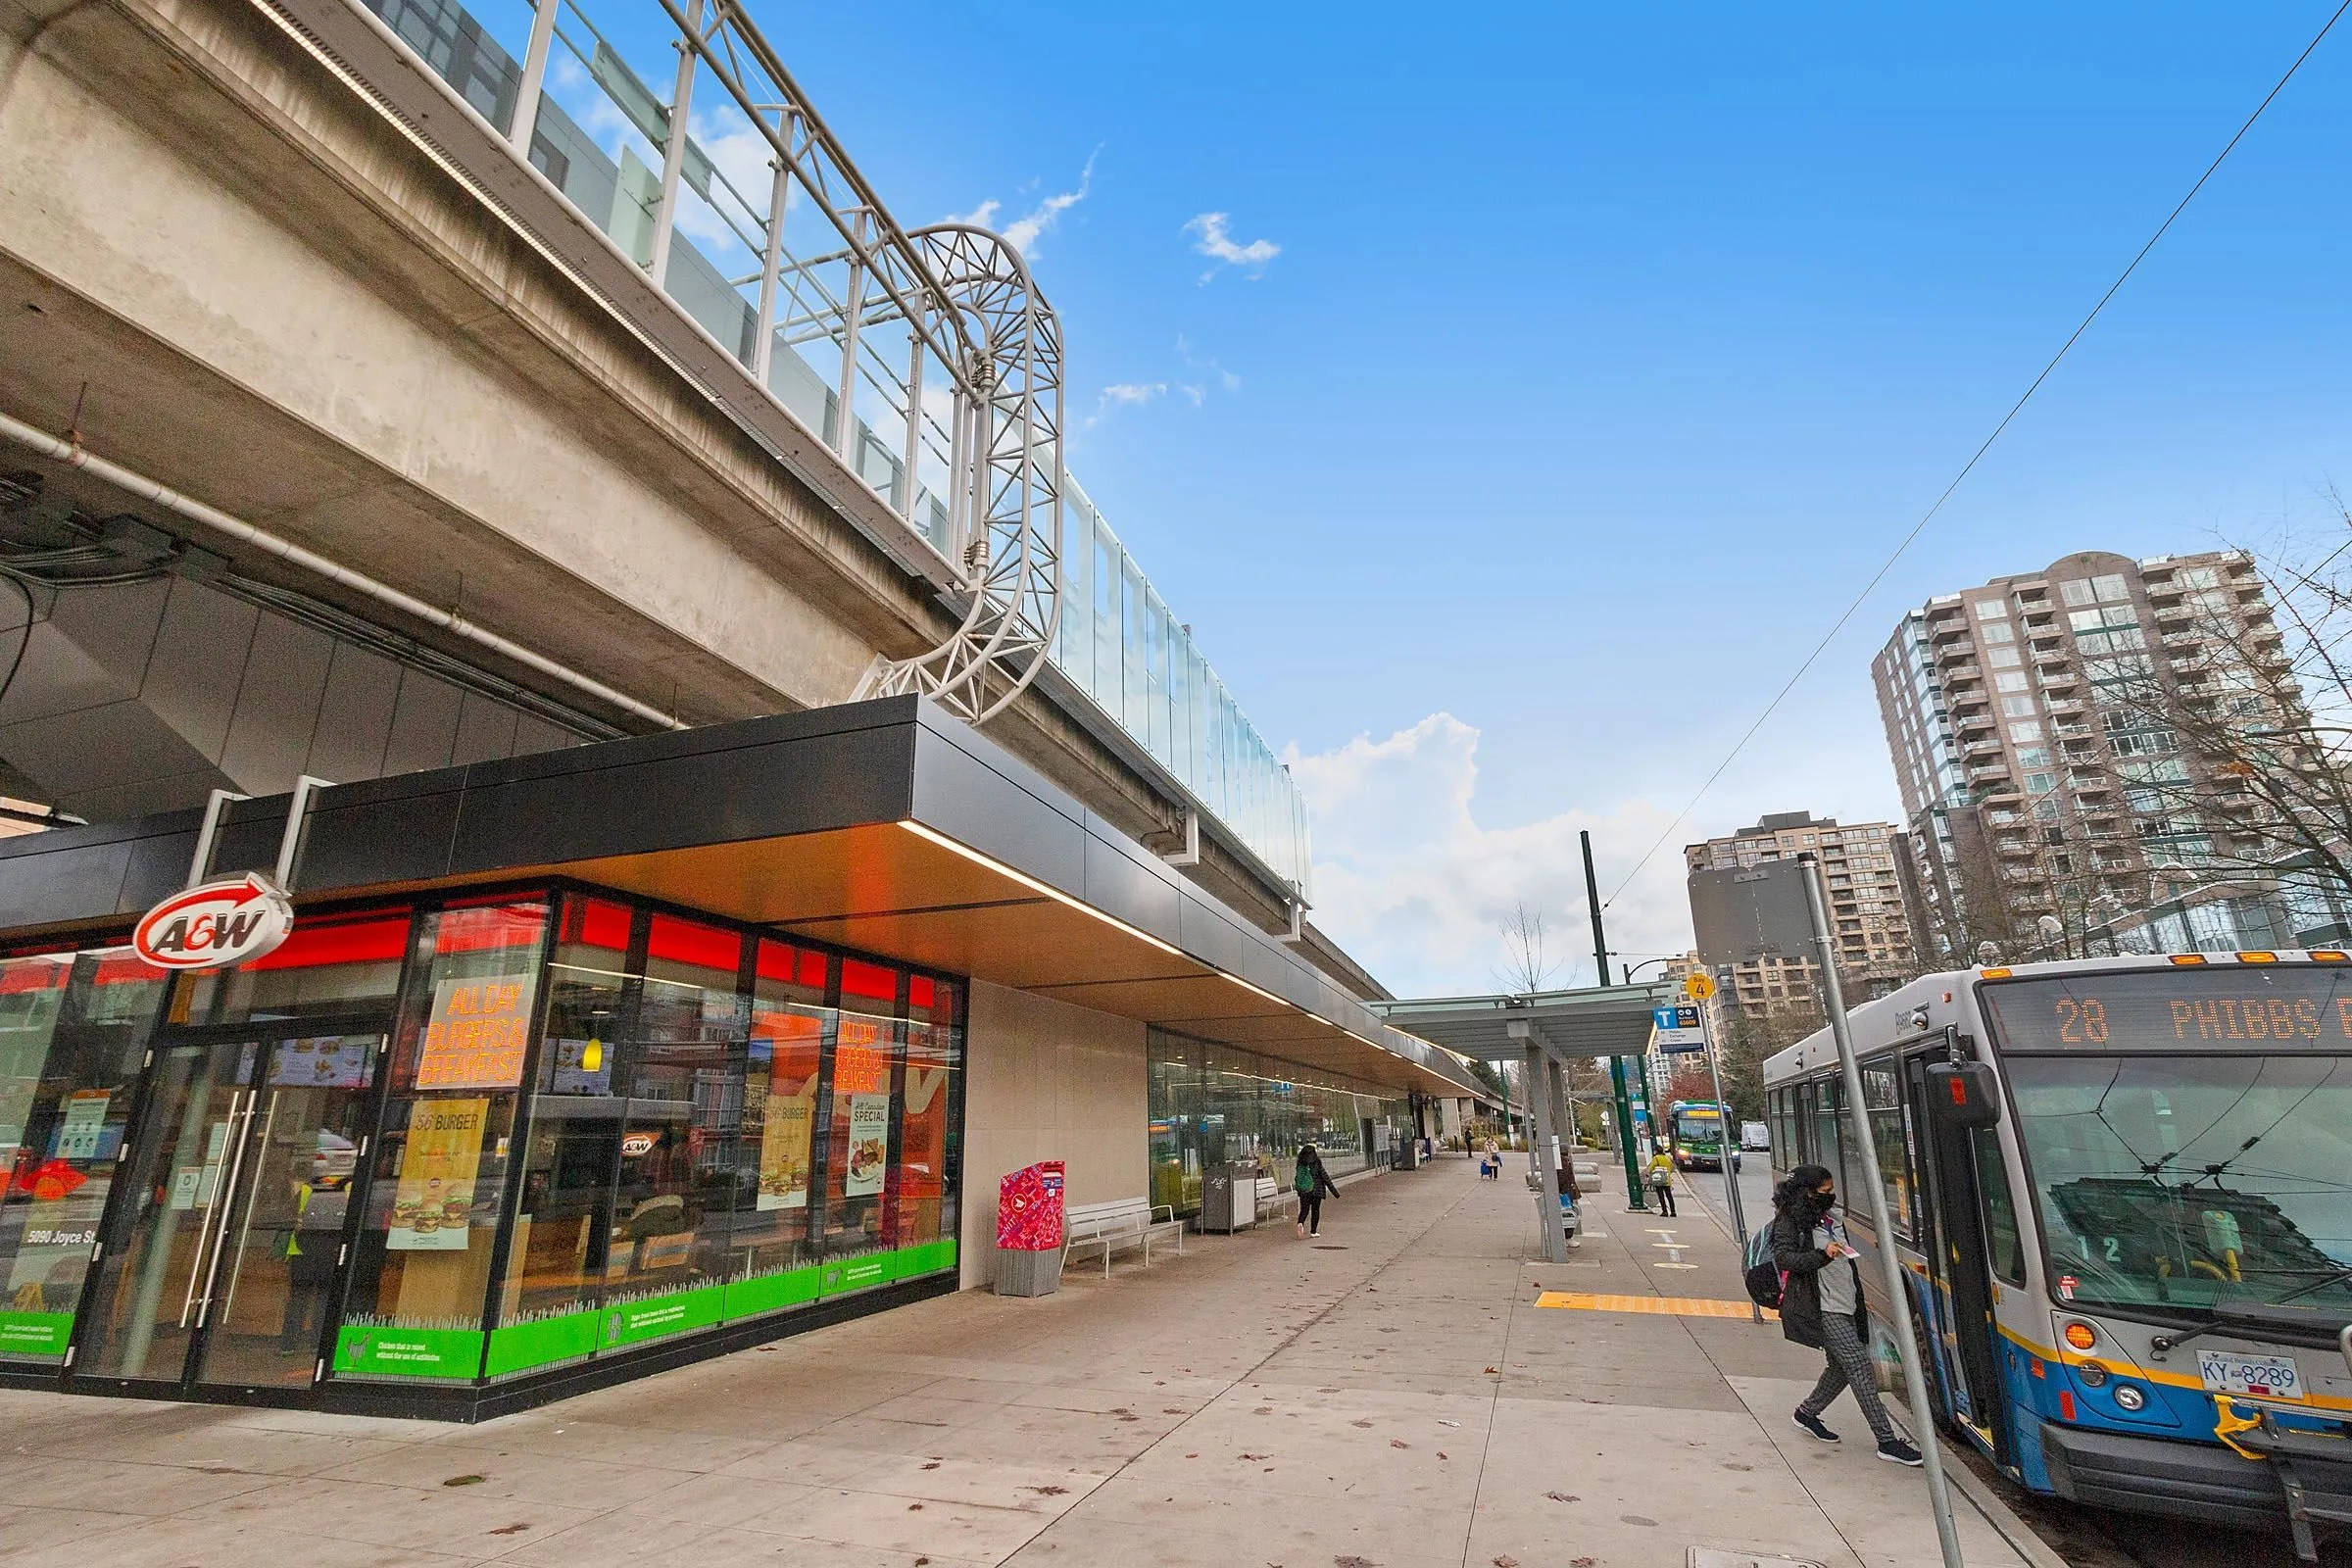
[387,1098,489,1251]
[753,1009,820,1210]
[845,1093,889,1198]
[415,972,539,1091]
[53,1092,109,1160]
[758,1093,813,1210]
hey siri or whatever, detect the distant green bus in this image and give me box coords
[1665,1100,1737,1170]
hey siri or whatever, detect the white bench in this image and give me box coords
[1063,1197,1186,1278]
[1254,1176,1298,1223]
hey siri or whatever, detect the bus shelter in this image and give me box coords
[1370,985,1670,1261]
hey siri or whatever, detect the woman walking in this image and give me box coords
[1294,1143,1338,1238]
[1646,1148,1677,1217]
[1769,1164,1923,1466]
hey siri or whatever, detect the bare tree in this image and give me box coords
[1494,901,1563,994]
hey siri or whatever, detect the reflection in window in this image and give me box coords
[0,951,169,1363]
[732,941,828,1311]
[894,976,961,1259]
[341,900,546,1383]
[822,960,901,1273]
[606,915,745,1314]
[172,912,410,1027]
[499,897,630,1367]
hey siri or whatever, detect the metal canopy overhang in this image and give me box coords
[1368,983,1676,1065]
[0,697,1480,1100]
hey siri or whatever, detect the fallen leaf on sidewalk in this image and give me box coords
[1350,1419,1373,1429]
[1438,1419,1461,1427]
[1390,1440,1408,1449]
[1241,1451,1269,1460]
[1494,1556,1520,1566]
[488,1525,530,1537]
[1483,1366,1498,1374]
[1545,1492,1579,1503]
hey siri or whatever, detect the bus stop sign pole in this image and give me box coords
[1799,852,1966,1568]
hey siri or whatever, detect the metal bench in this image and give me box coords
[1063,1197,1186,1278]
[1254,1176,1298,1223]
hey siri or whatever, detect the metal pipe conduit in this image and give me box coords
[0,411,686,733]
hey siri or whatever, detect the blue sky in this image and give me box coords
[736,3,2352,993]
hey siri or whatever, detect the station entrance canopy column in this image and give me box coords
[1368,985,1671,1263]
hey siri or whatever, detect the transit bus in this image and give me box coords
[1764,952,2352,1559]
[1664,1100,1737,1170]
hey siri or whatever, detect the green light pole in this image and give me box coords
[1584,831,1648,1212]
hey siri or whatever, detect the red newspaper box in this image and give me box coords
[998,1160,1066,1250]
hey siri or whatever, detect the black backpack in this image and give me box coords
[1741,1223,1785,1310]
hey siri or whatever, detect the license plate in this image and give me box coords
[2198,1349,2305,1402]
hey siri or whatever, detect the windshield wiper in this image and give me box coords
[2151,1271,2352,1355]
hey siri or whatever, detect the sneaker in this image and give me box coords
[1793,1411,1839,1444]
[1877,1437,1925,1467]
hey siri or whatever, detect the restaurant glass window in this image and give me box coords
[169,911,409,1027]
[0,950,170,1363]
[819,958,902,1289]
[336,899,545,1383]
[892,975,961,1270]
[493,896,630,1377]
[730,940,829,1318]
[599,913,746,1347]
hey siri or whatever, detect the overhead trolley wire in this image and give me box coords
[1602,0,2352,912]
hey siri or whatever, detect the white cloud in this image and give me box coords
[1082,381,1169,429]
[950,149,1101,260]
[1184,212,1280,280]
[1287,714,1696,999]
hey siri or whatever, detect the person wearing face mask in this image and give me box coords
[1769,1164,1923,1466]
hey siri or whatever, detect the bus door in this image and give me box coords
[1905,1047,2010,1464]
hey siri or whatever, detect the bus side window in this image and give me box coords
[1973,1126,2026,1287]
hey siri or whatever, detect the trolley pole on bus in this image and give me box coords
[1799,854,1965,1568]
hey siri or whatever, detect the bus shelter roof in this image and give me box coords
[1368,983,1674,1065]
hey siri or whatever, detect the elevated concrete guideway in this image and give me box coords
[0,0,1322,952]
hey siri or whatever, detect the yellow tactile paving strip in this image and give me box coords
[1536,1291,1773,1319]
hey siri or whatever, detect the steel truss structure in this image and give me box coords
[498,0,1062,723]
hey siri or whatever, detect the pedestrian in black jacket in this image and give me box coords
[1769,1164,1923,1466]
[1294,1143,1338,1238]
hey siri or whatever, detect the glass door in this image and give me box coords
[78,1032,379,1390]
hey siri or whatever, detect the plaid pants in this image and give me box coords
[1797,1311,1895,1442]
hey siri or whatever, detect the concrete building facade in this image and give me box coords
[1873,550,2306,963]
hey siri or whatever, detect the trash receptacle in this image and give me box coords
[993,1160,1066,1297]
[1200,1161,1257,1233]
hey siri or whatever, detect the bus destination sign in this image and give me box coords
[1981,968,2352,1053]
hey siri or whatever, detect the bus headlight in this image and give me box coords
[2113,1384,2146,1412]
[2076,1361,2108,1387]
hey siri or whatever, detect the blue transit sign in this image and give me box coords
[1650,1004,1706,1054]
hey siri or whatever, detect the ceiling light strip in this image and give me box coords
[899,820,1463,1092]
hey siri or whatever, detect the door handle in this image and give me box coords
[214,1091,279,1330]
[178,1090,247,1329]
[192,1091,261,1328]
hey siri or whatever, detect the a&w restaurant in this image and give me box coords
[0,698,1475,1417]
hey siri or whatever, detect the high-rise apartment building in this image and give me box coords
[1875,549,2306,962]
[1683,810,1915,1014]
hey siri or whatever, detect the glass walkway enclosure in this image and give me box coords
[337,0,1311,899]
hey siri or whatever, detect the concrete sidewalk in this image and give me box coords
[0,1158,2039,1567]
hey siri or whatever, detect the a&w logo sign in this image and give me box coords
[133,873,296,970]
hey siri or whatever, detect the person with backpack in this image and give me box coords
[1294,1143,1337,1238]
[1766,1164,1923,1466]
[1646,1148,1677,1216]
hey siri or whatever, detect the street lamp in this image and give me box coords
[1621,956,1678,986]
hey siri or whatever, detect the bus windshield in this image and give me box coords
[1672,1108,1725,1150]
[1985,968,2352,1318]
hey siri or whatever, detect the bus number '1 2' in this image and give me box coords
[2053,998,2109,1044]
